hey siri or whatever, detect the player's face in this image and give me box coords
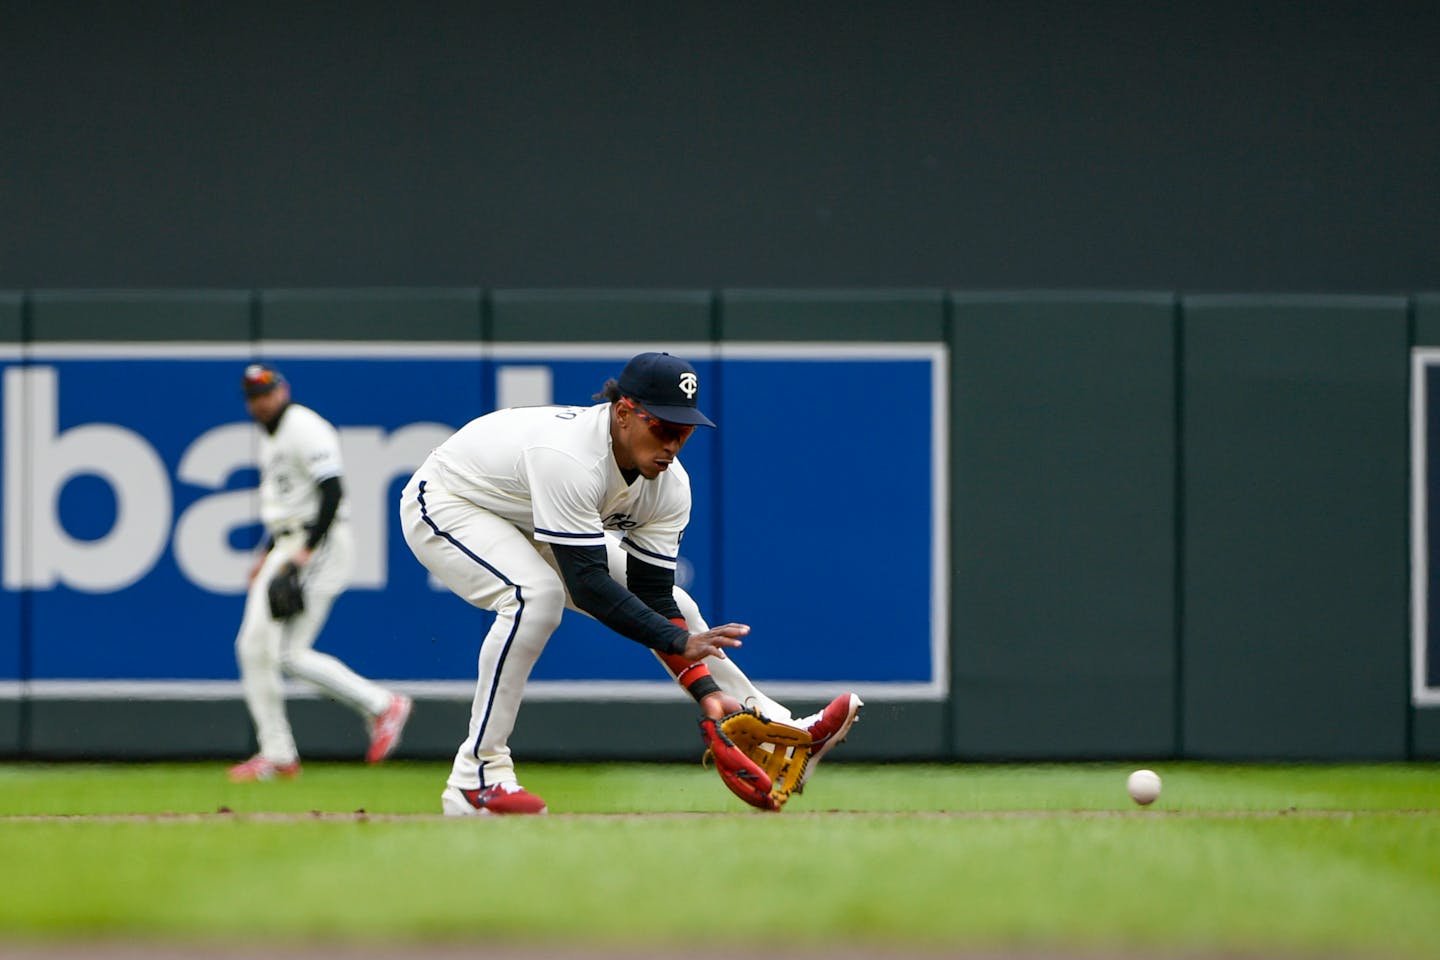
[245,383,289,423]
[614,399,694,479]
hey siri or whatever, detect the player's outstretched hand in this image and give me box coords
[683,623,748,661]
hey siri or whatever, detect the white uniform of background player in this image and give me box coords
[399,352,860,815]
[229,364,411,782]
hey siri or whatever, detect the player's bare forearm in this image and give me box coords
[682,623,748,662]
[700,690,744,718]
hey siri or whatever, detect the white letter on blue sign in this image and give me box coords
[3,366,171,592]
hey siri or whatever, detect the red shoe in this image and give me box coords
[796,692,863,790]
[441,782,548,816]
[366,694,413,764]
[227,755,301,783]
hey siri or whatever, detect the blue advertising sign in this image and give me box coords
[1,342,947,702]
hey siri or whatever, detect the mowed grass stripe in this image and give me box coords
[0,762,1437,955]
[2,761,1438,815]
[1,814,1438,955]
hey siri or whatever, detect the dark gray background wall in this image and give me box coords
[3,2,1438,291]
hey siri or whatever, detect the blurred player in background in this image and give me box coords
[228,363,412,782]
[400,351,860,815]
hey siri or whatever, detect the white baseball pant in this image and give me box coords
[400,476,792,792]
[234,521,392,764]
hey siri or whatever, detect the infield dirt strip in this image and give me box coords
[0,808,1433,823]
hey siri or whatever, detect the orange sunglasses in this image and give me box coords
[622,397,696,445]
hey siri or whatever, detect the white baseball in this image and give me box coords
[1127,769,1162,805]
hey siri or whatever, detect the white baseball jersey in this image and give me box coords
[257,403,349,533]
[425,402,691,569]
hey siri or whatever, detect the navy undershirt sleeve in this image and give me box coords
[306,476,343,550]
[625,553,683,620]
[551,543,689,655]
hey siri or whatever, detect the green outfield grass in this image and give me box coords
[0,761,1437,956]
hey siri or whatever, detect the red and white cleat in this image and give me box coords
[441,782,548,816]
[366,694,413,764]
[795,692,863,790]
[227,755,301,783]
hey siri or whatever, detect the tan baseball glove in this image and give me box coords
[699,708,813,812]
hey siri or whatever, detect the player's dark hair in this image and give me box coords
[593,378,623,402]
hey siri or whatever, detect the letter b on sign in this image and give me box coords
[4,367,171,591]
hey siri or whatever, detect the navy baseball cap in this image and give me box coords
[241,363,286,397]
[617,352,715,427]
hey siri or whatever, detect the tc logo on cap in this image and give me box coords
[616,352,716,427]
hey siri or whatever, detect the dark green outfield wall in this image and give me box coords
[1181,297,1411,759]
[950,293,1178,760]
[5,288,1434,761]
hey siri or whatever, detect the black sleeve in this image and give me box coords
[625,553,683,620]
[306,475,343,550]
[551,543,690,655]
